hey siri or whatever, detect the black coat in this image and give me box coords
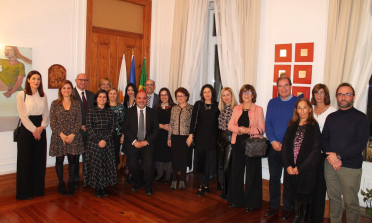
[281,121,321,194]
[74,88,95,138]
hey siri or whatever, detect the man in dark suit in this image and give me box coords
[145,79,159,108]
[123,91,159,195]
[73,73,95,188]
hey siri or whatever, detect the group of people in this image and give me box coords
[15,70,369,223]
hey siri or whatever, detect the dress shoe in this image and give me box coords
[203,182,210,194]
[101,188,108,197]
[246,207,253,212]
[196,185,204,196]
[58,182,68,196]
[179,181,185,190]
[153,176,162,183]
[74,181,78,189]
[95,188,102,198]
[281,210,291,221]
[17,196,33,200]
[146,188,153,196]
[170,181,177,190]
[164,180,170,184]
[131,185,142,191]
[68,181,75,196]
[125,174,133,184]
[264,207,279,217]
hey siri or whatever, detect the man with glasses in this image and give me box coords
[145,79,159,109]
[264,76,300,221]
[73,73,95,188]
[322,83,369,223]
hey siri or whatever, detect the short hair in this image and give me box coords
[276,76,292,86]
[336,82,355,96]
[107,87,119,104]
[175,87,190,102]
[200,84,217,103]
[146,79,155,86]
[238,84,257,103]
[311,84,331,106]
[155,88,175,110]
[94,89,110,108]
[56,80,75,104]
[218,87,238,111]
[25,70,45,97]
[99,77,112,89]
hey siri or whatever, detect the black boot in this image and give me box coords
[68,181,75,195]
[58,182,67,196]
[299,202,309,223]
[291,200,301,223]
[197,185,204,196]
[95,188,102,198]
[125,174,133,184]
[203,182,210,194]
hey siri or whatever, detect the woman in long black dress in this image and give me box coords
[154,88,175,184]
[188,84,220,196]
[84,89,117,198]
[227,85,265,212]
[168,87,193,190]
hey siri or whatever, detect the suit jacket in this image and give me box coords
[150,93,159,109]
[74,87,95,137]
[281,121,321,194]
[122,106,159,153]
[228,103,265,144]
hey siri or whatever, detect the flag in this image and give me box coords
[117,54,127,100]
[138,57,147,92]
[128,54,136,86]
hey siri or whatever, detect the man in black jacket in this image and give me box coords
[322,83,369,223]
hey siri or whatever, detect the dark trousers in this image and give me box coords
[127,145,154,189]
[74,132,87,182]
[268,146,292,211]
[216,130,232,195]
[227,145,262,208]
[113,134,121,166]
[16,116,47,199]
[309,154,327,222]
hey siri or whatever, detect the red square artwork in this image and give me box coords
[273,85,278,98]
[293,65,312,84]
[292,86,310,99]
[273,65,291,82]
[275,44,292,62]
[295,43,314,62]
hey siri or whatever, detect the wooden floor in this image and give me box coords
[0,169,371,223]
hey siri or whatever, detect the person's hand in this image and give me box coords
[332,160,342,170]
[186,135,193,147]
[167,140,171,147]
[33,131,40,140]
[163,124,171,131]
[272,141,282,151]
[35,126,44,135]
[3,91,12,98]
[60,132,67,145]
[326,152,339,165]
[98,140,106,148]
[81,125,87,132]
[293,167,299,175]
[120,135,124,144]
[287,167,295,175]
[133,141,142,149]
[65,134,75,144]
[140,141,148,147]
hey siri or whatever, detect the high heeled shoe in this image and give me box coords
[68,181,75,195]
[170,181,177,190]
[58,182,67,196]
[203,182,210,194]
[197,185,204,196]
[179,181,185,190]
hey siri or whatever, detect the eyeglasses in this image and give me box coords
[278,84,290,88]
[337,93,354,98]
[242,91,253,95]
[160,94,168,97]
[78,79,88,82]
[314,92,325,95]
[101,83,110,86]
[146,84,154,87]
[176,95,186,98]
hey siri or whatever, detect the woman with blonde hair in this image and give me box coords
[217,87,237,199]
[98,78,112,92]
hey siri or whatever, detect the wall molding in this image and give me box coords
[92,26,143,39]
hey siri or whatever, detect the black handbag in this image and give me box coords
[14,91,26,142]
[243,128,270,158]
[190,101,201,147]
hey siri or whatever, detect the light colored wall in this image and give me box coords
[93,0,143,34]
[0,0,87,174]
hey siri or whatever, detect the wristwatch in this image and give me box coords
[336,153,341,160]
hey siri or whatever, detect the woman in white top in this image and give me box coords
[16,70,49,200]
[310,83,337,222]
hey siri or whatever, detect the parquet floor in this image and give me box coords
[0,169,371,223]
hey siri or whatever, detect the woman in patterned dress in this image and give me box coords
[50,80,84,196]
[108,88,125,169]
[84,89,117,198]
[281,98,321,222]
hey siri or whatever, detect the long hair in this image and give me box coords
[154,88,176,110]
[55,80,75,104]
[24,70,45,97]
[200,84,217,103]
[123,83,138,107]
[108,87,120,104]
[6,46,32,64]
[94,89,110,108]
[218,87,238,111]
[288,98,317,126]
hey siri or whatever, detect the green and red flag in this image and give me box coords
[138,57,147,92]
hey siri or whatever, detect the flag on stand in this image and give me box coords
[138,57,147,92]
[117,54,127,100]
[128,54,136,86]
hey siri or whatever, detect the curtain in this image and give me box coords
[323,0,372,107]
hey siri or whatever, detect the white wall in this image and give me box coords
[0,0,87,175]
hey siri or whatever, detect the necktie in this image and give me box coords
[147,95,151,107]
[137,110,145,141]
[82,92,88,112]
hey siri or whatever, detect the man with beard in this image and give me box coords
[322,83,369,223]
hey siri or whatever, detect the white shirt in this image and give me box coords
[75,87,87,102]
[16,90,50,132]
[313,105,338,132]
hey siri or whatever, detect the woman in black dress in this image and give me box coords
[153,88,175,184]
[188,84,220,196]
[168,87,193,190]
[227,85,265,212]
[84,89,117,198]
[281,98,321,223]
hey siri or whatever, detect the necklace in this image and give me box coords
[204,103,211,110]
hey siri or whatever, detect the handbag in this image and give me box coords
[243,128,270,158]
[190,101,201,147]
[14,91,26,142]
